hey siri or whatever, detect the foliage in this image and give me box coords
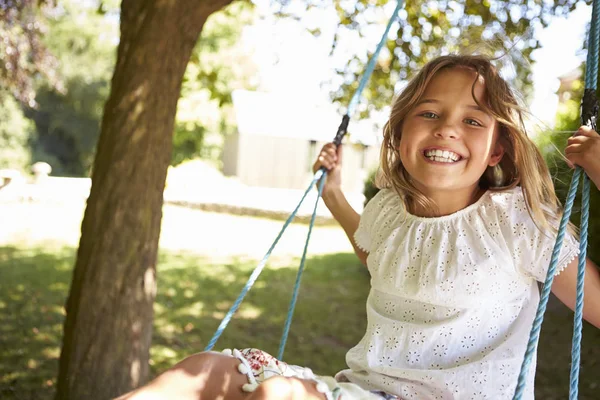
[0,90,35,171]
[4,0,260,173]
[20,0,118,176]
[3,0,592,173]
[275,0,586,117]
[174,0,259,166]
[363,166,380,205]
[0,0,60,106]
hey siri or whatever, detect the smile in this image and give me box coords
[423,148,463,163]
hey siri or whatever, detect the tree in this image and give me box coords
[13,0,257,174]
[54,1,234,398]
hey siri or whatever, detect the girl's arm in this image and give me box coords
[313,143,369,266]
[551,257,600,329]
[322,187,368,266]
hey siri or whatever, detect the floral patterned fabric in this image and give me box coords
[226,348,399,400]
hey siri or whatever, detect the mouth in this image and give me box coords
[422,148,463,163]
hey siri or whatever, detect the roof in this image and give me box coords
[231,90,380,146]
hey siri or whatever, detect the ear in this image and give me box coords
[488,139,505,167]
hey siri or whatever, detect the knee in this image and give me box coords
[251,377,323,400]
[170,351,225,376]
[251,377,295,399]
[150,351,248,399]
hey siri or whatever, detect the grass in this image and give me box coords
[0,245,370,400]
[1,204,599,399]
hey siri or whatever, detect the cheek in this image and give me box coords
[471,134,495,156]
[398,134,410,160]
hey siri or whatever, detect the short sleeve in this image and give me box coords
[353,188,402,253]
[501,188,580,282]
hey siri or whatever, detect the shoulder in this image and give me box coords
[474,187,542,244]
[486,186,531,223]
[363,188,403,219]
[487,186,526,210]
[355,188,403,253]
[358,188,404,231]
[365,187,401,205]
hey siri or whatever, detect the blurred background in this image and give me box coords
[1,0,599,399]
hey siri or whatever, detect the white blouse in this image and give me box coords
[337,187,579,400]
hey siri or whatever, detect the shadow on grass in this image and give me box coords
[1,245,599,400]
[151,250,370,377]
[0,245,369,400]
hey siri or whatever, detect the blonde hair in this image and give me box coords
[378,54,563,232]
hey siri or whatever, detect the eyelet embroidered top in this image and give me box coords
[337,187,579,400]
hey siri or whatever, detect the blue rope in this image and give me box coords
[204,1,404,352]
[347,0,404,117]
[514,2,599,397]
[204,169,324,351]
[585,0,600,89]
[570,174,590,399]
[512,168,582,399]
[276,0,404,358]
[278,172,327,360]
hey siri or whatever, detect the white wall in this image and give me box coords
[223,133,380,193]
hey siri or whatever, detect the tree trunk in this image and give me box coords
[55,1,233,399]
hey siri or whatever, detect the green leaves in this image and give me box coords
[288,0,585,117]
[0,0,58,106]
[24,0,117,176]
[0,90,34,171]
[174,1,259,165]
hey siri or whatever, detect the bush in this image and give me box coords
[0,91,34,171]
[363,167,380,206]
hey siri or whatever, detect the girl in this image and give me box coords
[118,55,600,400]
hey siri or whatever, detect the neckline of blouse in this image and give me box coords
[400,189,493,223]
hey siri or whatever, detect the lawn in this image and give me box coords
[1,204,599,399]
[0,244,370,400]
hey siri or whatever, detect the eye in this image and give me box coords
[464,118,482,127]
[420,112,438,119]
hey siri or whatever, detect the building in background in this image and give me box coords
[223,90,381,193]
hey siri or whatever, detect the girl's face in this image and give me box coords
[399,67,504,200]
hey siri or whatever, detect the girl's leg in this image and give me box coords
[247,376,326,400]
[116,351,252,400]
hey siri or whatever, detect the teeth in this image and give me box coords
[430,156,454,163]
[424,149,460,163]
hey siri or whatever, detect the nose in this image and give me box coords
[434,122,460,140]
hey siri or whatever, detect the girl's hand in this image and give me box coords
[312,143,342,196]
[565,126,600,189]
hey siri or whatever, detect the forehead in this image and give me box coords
[423,67,487,102]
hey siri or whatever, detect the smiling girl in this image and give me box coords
[117,55,600,400]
